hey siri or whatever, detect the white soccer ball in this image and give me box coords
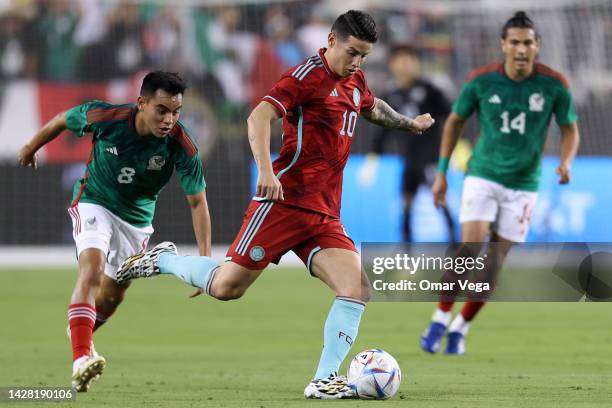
[347,348,402,400]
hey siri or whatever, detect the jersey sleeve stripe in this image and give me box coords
[263,95,287,116]
[87,113,131,124]
[86,107,132,117]
[86,106,132,115]
[297,64,317,81]
[87,107,133,123]
[465,62,504,82]
[275,106,303,180]
[535,63,570,88]
[292,59,314,78]
[171,125,198,158]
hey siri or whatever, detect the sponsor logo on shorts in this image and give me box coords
[249,246,265,262]
[85,217,97,231]
[147,155,166,170]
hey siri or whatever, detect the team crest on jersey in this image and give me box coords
[147,155,166,170]
[352,88,361,106]
[529,93,545,112]
[249,246,265,262]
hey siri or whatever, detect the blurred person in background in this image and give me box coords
[78,0,148,80]
[18,71,211,392]
[362,44,456,243]
[420,11,580,356]
[264,5,303,68]
[296,3,332,56]
[0,4,38,80]
[35,0,78,81]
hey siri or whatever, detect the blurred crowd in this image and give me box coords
[2,0,610,143]
[0,0,454,120]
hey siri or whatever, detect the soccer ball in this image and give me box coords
[347,348,401,400]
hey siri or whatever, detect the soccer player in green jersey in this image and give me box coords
[18,71,210,391]
[420,11,580,355]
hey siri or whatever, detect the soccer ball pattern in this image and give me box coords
[347,348,401,399]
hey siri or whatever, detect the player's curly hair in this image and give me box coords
[332,10,378,43]
[140,71,187,97]
[501,11,539,39]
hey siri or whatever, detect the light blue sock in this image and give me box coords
[314,297,365,379]
[158,253,220,294]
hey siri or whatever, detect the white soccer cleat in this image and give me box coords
[304,372,356,399]
[71,355,106,392]
[116,241,177,284]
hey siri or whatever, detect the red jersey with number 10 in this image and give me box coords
[262,48,375,218]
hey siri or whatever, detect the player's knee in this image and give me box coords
[212,281,247,301]
[360,280,372,303]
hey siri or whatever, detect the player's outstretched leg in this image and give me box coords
[116,242,221,295]
[116,242,177,282]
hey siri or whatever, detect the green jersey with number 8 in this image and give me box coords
[453,62,577,191]
[66,101,205,227]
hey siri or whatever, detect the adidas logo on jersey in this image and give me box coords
[329,88,339,97]
[105,146,118,156]
[488,94,501,104]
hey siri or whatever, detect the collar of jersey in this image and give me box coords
[500,60,539,83]
[318,48,342,80]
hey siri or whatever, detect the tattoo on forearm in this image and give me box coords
[363,98,418,131]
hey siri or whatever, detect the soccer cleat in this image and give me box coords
[116,241,177,283]
[71,355,106,392]
[420,321,447,354]
[304,372,356,399]
[445,331,466,355]
[66,326,99,358]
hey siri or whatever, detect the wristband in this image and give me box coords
[437,157,450,174]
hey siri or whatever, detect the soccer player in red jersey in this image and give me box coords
[118,10,434,399]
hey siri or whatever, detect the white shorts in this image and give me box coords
[459,176,538,243]
[67,203,153,280]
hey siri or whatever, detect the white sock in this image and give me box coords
[448,314,470,336]
[432,309,451,326]
[72,355,89,373]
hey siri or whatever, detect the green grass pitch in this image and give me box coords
[1,267,611,407]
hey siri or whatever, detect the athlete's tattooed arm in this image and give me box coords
[362,98,435,134]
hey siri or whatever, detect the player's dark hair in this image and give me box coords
[501,11,538,39]
[331,10,378,43]
[140,71,187,97]
[389,43,418,58]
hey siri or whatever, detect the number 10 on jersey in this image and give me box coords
[340,110,358,137]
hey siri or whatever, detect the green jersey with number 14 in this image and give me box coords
[453,62,577,191]
[66,101,205,227]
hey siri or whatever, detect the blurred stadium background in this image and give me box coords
[1,0,612,266]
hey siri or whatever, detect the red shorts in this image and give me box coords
[226,199,357,272]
